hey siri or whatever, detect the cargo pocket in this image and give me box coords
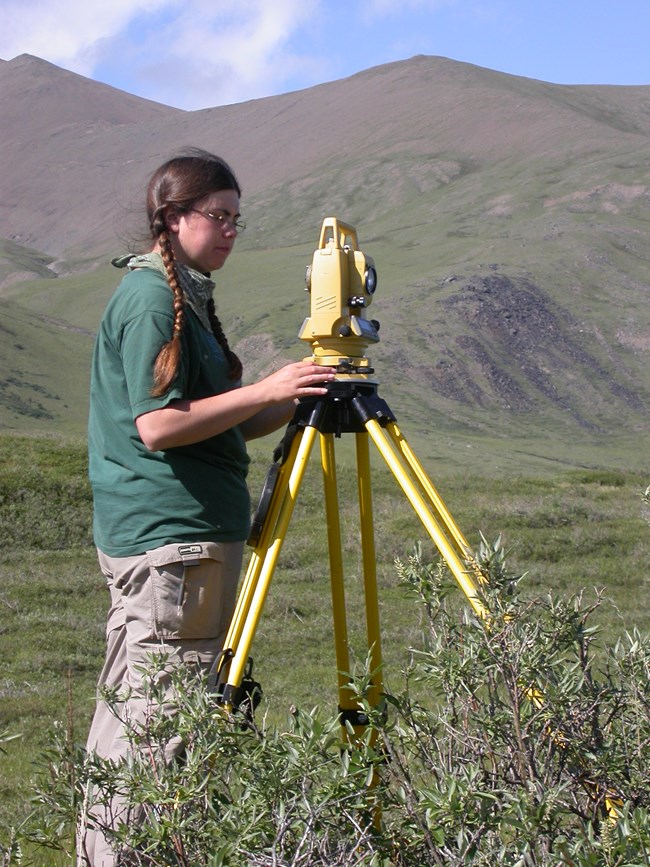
[147,542,231,640]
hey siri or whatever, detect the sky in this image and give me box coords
[2,0,649,111]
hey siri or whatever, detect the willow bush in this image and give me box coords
[5,522,650,866]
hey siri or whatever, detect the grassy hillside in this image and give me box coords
[0,240,59,285]
[0,299,94,435]
[2,204,647,474]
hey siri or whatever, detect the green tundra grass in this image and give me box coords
[1,432,648,863]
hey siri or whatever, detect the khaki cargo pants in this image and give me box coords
[78,540,244,867]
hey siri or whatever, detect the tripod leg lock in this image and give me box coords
[215,657,263,723]
[339,707,370,727]
[338,699,387,729]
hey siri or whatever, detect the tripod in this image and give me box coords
[214,377,488,732]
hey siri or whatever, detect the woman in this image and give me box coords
[81,148,334,865]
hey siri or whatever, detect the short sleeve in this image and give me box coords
[120,308,186,418]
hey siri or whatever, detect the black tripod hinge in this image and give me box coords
[351,393,396,428]
[291,384,396,435]
[293,390,363,435]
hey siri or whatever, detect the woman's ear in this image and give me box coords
[165,208,181,234]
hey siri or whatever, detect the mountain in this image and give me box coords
[1,53,649,474]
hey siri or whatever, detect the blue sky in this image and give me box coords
[2,0,649,110]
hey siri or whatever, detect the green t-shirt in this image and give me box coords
[88,259,250,557]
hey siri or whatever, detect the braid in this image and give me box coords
[143,149,244,393]
[151,230,185,397]
[207,298,243,382]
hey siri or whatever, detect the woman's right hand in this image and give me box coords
[258,360,336,403]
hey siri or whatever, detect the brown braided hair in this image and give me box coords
[146,148,243,396]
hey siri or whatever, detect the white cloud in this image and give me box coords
[131,0,323,107]
[0,0,325,108]
[0,0,168,72]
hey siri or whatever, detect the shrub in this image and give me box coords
[7,532,650,865]
[381,540,650,864]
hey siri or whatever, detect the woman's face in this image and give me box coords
[166,189,241,273]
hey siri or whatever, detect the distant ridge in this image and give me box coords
[0,53,184,128]
[2,53,649,261]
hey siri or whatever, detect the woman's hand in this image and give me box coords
[238,361,336,440]
[257,360,336,402]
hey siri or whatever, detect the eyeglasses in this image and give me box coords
[189,208,246,233]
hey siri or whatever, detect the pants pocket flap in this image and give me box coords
[147,541,224,569]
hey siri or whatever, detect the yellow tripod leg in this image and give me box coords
[356,431,383,712]
[355,430,385,827]
[319,433,352,702]
[321,429,383,830]
[386,422,474,560]
[217,431,303,682]
[363,418,489,621]
[320,431,384,740]
[218,424,319,706]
